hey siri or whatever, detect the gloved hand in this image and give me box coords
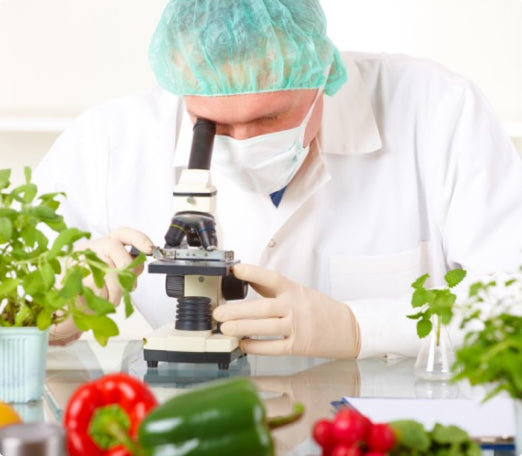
[213,263,361,358]
[49,227,154,346]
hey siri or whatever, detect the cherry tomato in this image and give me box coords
[313,419,335,449]
[332,408,371,445]
[331,443,362,456]
[366,422,396,452]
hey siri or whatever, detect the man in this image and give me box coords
[35,0,522,358]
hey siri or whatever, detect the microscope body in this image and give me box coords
[143,120,247,370]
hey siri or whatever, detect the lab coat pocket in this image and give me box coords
[329,243,430,301]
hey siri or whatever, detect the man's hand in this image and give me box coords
[213,263,361,358]
[49,227,154,346]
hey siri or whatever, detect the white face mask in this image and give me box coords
[211,89,322,194]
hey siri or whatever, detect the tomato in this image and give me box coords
[332,408,371,446]
[313,419,335,450]
[331,443,362,456]
[366,423,396,452]
[0,401,22,428]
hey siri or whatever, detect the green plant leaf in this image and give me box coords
[411,288,430,308]
[59,267,84,299]
[417,317,433,339]
[36,309,53,330]
[23,270,45,296]
[118,272,136,291]
[411,273,429,289]
[444,268,467,288]
[0,217,13,243]
[0,278,19,296]
[39,261,56,290]
[0,169,11,190]
[48,228,90,259]
[83,288,115,316]
[11,183,38,204]
[123,291,134,318]
[23,166,32,184]
[431,423,469,444]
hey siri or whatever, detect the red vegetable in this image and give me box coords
[332,409,371,446]
[64,373,157,456]
[366,423,396,452]
[313,418,335,450]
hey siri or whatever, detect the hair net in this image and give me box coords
[148,0,347,97]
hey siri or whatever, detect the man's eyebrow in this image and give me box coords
[186,106,290,125]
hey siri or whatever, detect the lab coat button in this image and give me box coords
[268,239,276,248]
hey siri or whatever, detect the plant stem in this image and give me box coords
[435,315,441,347]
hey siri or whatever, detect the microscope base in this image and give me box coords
[143,347,244,370]
[143,325,244,370]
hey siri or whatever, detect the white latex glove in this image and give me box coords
[213,263,361,358]
[49,227,154,346]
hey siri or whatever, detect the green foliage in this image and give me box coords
[0,167,145,346]
[452,274,522,400]
[389,420,481,456]
[408,269,467,343]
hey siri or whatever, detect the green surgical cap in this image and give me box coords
[148,0,347,97]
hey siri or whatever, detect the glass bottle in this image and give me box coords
[414,315,455,381]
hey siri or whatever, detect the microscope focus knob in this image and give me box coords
[221,274,248,301]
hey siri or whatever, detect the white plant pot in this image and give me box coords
[0,326,49,403]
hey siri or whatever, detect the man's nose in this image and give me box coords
[215,124,260,140]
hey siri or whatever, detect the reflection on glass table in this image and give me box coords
[43,340,514,456]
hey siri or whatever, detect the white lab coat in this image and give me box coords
[34,52,522,358]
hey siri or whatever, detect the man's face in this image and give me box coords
[184,89,323,148]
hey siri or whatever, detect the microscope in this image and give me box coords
[143,118,248,370]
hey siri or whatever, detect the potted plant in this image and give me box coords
[452,270,522,453]
[0,167,144,402]
[407,269,467,381]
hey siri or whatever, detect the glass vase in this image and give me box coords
[414,315,455,381]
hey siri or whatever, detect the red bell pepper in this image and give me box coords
[64,373,157,456]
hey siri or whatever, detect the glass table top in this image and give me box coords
[12,339,515,456]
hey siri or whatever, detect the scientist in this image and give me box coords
[35,0,522,358]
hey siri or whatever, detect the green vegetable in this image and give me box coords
[389,420,481,456]
[138,377,303,456]
[408,269,466,343]
[0,167,145,345]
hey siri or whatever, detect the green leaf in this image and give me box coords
[0,278,19,297]
[83,288,115,316]
[411,273,430,290]
[123,291,134,318]
[0,217,13,243]
[11,183,38,204]
[88,264,106,289]
[417,317,433,338]
[39,261,56,290]
[411,288,430,308]
[25,205,59,222]
[390,420,431,451]
[0,169,11,190]
[118,272,136,291]
[58,267,84,299]
[432,423,469,444]
[23,166,32,184]
[36,309,53,330]
[23,270,45,296]
[444,269,467,288]
[73,314,90,332]
[48,228,90,259]
[126,252,146,270]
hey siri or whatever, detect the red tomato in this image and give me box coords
[331,443,363,456]
[332,409,371,445]
[366,423,396,452]
[313,419,335,450]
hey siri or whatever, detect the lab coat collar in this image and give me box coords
[317,56,382,156]
[172,55,382,167]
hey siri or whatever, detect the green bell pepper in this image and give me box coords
[138,377,303,456]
